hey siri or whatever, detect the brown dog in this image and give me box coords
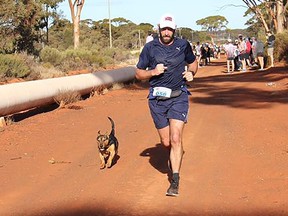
[96,117,119,169]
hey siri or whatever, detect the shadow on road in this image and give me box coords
[139,143,170,174]
[188,63,287,109]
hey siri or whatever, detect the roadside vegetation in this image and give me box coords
[0,1,287,83]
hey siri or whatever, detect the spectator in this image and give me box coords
[245,37,252,67]
[195,41,202,67]
[251,37,258,66]
[145,31,154,44]
[238,34,247,72]
[266,31,275,67]
[224,39,236,73]
[234,39,241,71]
[200,44,209,66]
[255,38,265,71]
[207,43,212,64]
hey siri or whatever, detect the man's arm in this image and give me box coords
[182,60,198,82]
[135,64,167,80]
[188,60,198,76]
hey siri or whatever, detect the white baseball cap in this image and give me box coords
[159,14,176,30]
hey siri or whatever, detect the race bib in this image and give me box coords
[152,87,172,98]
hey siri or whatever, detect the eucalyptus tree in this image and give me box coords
[0,0,43,54]
[48,18,73,50]
[242,0,287,33]
[0,0,64,54]
[196,15,228,32]
[68,0,85,49]
[0,0,16,53]
[196,15,228,43]
[40,0,65,44]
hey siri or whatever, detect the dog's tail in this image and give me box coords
[108,116,115,136]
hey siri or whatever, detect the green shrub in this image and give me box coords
[0,54,30,78]
[59,48,118,71]
[274,31,288,63]
[18,45,135,75]
[63,49,93,63]
[100,47,130,62]
[40,47,63,66]
[57,49,93,72]
[92,55,114,68]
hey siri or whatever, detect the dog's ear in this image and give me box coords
[98,130,101,135]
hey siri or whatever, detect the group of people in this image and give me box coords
[194,42,221,67]
[223,32,275,73]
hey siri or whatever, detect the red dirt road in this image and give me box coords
[1,58,288,216]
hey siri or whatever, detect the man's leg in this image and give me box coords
[227,60,230,72]
[157,119,185,170]
[268,48,274,67]
[270,51,274,67]
[157,126,170,147]
[157,126,172,173]
[169,119,185,173]
[166,119,185,196]
[260,56,265,70]
[242,59,246,71]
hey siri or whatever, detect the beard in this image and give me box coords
[159,32,175,45]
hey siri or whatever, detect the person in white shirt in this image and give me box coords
[238,34,247,72]
[195,41,202,67]
[145,31,154,44]
[224,39,236,73]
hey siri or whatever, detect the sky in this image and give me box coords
[58,0,250,30]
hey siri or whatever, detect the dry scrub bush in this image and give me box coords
[0,54,30,80]
[54,90,81,108]
[30,64,65,79]
[4,116,14,126]
[274,31,288,64]
[111,82,124,90]
[90,82,124,97]
[90,85,109,97]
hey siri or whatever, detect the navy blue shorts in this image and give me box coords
[148,92,189,129]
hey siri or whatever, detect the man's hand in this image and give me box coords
[182,71,194,82]
[152,64,167,76]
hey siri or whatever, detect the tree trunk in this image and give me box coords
[255,6,270,32]
[74,14,80,48]
[276,0,284,33]
[68,0,85,49]
[264,1,278,32]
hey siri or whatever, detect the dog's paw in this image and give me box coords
[100,164,106,169]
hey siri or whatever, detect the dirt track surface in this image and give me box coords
[1,57,288,216]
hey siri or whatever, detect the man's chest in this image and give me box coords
[150,46,185,66]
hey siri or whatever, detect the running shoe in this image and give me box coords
[166,179,179,197]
